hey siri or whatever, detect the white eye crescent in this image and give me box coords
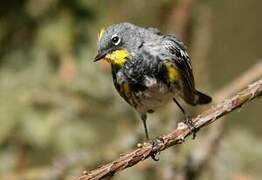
[111,34,121,45]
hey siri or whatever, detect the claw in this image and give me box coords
[151,153,160,161]
[149,137,164,161]
[184,116,199,139]
[173,98,199,139]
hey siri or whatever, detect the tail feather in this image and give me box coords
[195,90,212,105]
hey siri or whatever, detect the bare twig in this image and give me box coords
[215,61,262,100]
[77,79,262,180]
[183,61,262,180]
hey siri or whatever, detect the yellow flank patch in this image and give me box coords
[166,63,180,82]
[122,82,130,96]
[98,28,105,40]
[105,49,129,65]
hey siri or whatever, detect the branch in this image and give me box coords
[78,79,262,180]
[183,61,262,180]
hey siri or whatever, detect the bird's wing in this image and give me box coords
[162,35,195,91]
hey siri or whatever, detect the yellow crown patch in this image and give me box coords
[98,28,105,40]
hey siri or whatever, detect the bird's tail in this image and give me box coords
[194,90,212,105]
[180,87,212,106]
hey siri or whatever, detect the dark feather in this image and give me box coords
[162,35,212,105]
[163,36,195,89]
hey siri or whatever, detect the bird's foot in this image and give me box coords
[148,137,164,161]
[184,116,199,139]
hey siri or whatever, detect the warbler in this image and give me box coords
[94,22,212,141]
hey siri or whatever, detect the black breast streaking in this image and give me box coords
[110,52,174,112]
[122,53,167,90]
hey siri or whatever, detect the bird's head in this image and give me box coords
[94,23,143,66]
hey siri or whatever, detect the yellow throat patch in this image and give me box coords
[165,63,180,82]
[105,50,129,65]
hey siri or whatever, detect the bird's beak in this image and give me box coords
[94,51,107,62]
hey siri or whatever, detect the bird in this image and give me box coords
[94,22,212,146]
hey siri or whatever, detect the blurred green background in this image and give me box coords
[0,0,261,179]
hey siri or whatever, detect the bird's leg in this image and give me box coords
[140,113,163,161]
[140,113,149,140]
[173,98,198,139]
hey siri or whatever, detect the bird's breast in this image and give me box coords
[115,72,177,113]
[132,82,176,113]
[111,55,180,113]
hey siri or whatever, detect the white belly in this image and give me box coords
[134,83,176,113]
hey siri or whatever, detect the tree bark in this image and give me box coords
[77,79,262,180]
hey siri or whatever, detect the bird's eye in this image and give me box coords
[111,34,121,45]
